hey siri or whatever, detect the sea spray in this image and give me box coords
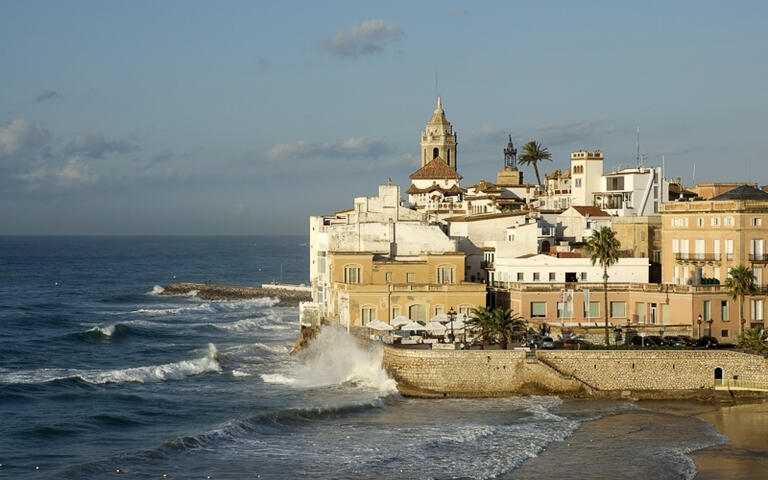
[262,326,397,393]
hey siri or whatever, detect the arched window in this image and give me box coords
[433,147,439,159]
[343,264,362,284]
[714,367,723,383]
[361,305,376,325]
[436,264,455,284]
[408,304,426,322]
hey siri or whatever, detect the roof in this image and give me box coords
[409,157,463,180]
[570,206,611,217]
[406,183,464,195]
[444,211,528,222]
[710,184,768,201]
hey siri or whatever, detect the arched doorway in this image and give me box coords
[540,240,551,254]
[433,147,439,159]
[714,367,723,385]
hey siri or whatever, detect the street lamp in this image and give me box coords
[697,314,703,338]
[448,306,456,343]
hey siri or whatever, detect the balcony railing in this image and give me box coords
[481,261,494,269]
[674,253,725,262]
[749,253,768,263]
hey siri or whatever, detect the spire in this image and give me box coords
[436,95,443,112]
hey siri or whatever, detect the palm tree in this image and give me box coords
[518,141,552,187]
[586,227,620,346]
[737,327,768,355]
[468,306,495,346]
[492,308,528,349]
[725,265,757,336]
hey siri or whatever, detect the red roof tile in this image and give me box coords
[571,206,611,217]
[409,157,462,180]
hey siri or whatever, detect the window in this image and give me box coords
[752,217,762,227]
[361,306,376,325]
[697,217,704,227]
[434,305,444,316]
[606,176,625,191]
[636,302,646,324]
[610,301,626,318]
[391,305,401,319]
[557,301,573,318]
[531,302,547,318]
[437,265,455,284]
[549,272,556,281]
[721,329,729,338]
[459,304,473,315]
[318,252,327,274]
[586,301,600,318]
[575,178,582,188]
[721,301,729,321]
[672,239,680,254]
[406,272,415,283]
[672,217,688,227]
[580,272,587,281]
[408,304,426,322]
[751,299,764,321]
[725,216,735,227]
[711,217,720,227]
[533,272,540,281]
[725,239,734,260]
[385,272,392,283]
[343,265,361,284]
[703,300,711,321]
[517,272,524,281]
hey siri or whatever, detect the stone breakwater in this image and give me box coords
[161,282,311,306]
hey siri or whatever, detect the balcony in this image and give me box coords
[750,253,768,263]
[674,253,723,263]
[481,261,494,269]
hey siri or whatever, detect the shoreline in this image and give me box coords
[161,282,311,306]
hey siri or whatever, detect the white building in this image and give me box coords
[594,166,668,216]
[557,206,613,243]
[493,254,650,286]
[309,182,458,318]
[570,150,604,207]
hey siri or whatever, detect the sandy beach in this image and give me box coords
[691,400,768,479]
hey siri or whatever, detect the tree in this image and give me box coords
[518,141,552,187]
[467,306,495,346]
[494,309,528,349]
[737,327,768,355]
[586,227,620,346]
[725,265,757,336]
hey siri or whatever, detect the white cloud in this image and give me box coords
[55,157,97,184]
[319,19,404,58]
[0,119,52,161]
[267,137,392,162]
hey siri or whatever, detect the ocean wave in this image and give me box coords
[146,285,165,295]
[0,344,222,385]
[73,323,133,343]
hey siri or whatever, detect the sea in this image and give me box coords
[0,236,729,479]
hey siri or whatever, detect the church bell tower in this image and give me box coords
[420,96,458,170]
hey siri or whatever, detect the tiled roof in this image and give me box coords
[409,157,463,180]
[406,183,464,195]
[711,184,768,201]
[571,206,611,217]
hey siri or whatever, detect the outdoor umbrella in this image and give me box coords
[423,321,447,335]
[399,321,426,331]
[367,320,394,331]
[392,316,411,328]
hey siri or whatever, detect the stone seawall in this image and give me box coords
[161,282,311,306]
[382,346,768,399]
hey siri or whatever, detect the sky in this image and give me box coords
[1,0,767,235]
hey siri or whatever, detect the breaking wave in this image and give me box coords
[146,285,165,295]
[0,344,221,385]
[261,326,397,393]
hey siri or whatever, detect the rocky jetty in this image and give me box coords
[161,282,311,306]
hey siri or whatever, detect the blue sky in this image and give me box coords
[1,1,766,234]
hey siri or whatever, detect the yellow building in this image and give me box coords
[660,184,768,330]
[327,251,486,327]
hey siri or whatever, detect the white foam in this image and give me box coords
[0,344,222,385]
[261,373,297,385]
[267,326,397,393]
[147,285,165,295]
[183,289,199,297]
[88,324,117,337]
[232,369,251,378]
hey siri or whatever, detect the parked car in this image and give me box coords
[563,338,591,349]
[677,335,697,347]
[630,335,662,347]
[664,336,689,347]
[541,337,555,349]
[696,336,720,348]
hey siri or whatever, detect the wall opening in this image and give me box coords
[714,367,723,383]
[433,147,439,159]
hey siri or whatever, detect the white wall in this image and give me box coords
[494,255,649,284]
